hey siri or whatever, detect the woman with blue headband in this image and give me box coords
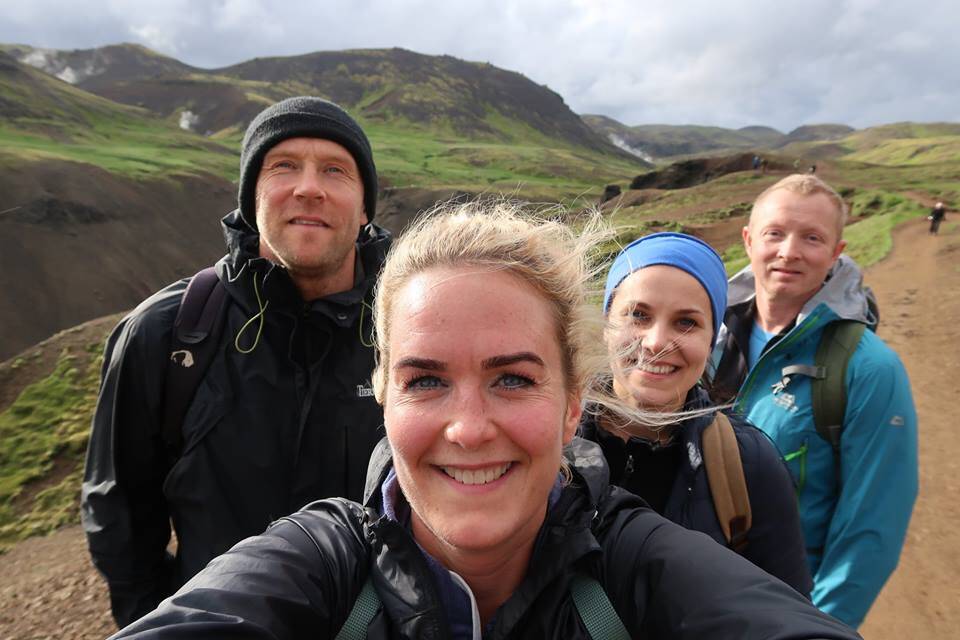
[580,232,813,595]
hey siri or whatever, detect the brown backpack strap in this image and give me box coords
[702,413,752,553]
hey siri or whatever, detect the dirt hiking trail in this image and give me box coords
[1,215,957,639]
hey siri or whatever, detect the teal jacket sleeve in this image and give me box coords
[810,338,918,627]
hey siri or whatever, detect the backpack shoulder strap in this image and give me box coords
[334,577,381,640]
[333,572,629,639]
[811,320,866,484]
[702,412,752,552]
[161,266,228,452]
[570,573,631,640]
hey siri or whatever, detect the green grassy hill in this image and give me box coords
[0,51,236,180]
[4,44,646,198]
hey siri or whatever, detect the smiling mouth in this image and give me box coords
[439,463,513,485]
[624,356,678,375]
[291,218,329,227]
[634,362,678,374]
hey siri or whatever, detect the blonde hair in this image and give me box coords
[750,174,848,235]
[371,198,701,479]
[372,198,608,403]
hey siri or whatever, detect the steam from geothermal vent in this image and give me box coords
[608,134,654,163]
[179,110,200,131]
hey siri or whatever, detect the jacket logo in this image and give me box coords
[773,391,799,414]
[686,441,702,470]
[170,350,195,368]
[356,384,374,398]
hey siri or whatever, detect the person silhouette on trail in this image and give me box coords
[929,202,946,235]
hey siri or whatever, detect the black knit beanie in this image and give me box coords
[238,96,377,230]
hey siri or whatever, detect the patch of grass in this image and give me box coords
[722,243,750,276]
[843,193,925,268]
[362,121,643,199]
[0,344,102,551]
[0,122,238,181]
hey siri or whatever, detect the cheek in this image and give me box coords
[384,402,437,464]
[502,401,566,456]
[681,337,712,372]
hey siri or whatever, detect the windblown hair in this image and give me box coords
[371,198,707,463]
[750,173,848,234]
[371,198,608,403]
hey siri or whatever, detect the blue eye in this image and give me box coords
[499,373,534,389]
[406,375,444,390]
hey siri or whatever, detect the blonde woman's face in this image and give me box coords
[606,265,713,413]
[383,266,581,558]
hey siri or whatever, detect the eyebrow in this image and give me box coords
[392,352,545,372]
[482,352,545,369]
[394,357,444,371]
[622,300,707,316]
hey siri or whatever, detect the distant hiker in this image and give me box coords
[580,232,812,596]
[808,163,817,174]
[752,155,761,170]
[81,97,392,628]
[760,157,769,174]
[712,174,918,628]
[929,201,946,234]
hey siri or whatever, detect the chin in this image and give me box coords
[432,519,515,551]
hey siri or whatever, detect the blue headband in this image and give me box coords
[603,232,728,345]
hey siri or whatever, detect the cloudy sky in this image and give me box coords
[2,0,957,132]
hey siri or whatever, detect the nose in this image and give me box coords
[640,321,675,360]
[444,388,497,450]
[293,168,325,200]
[777,233,801,261]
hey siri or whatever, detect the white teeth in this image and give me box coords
[634,362,677,374]
[293,220,324,226]
[441,463,512,485]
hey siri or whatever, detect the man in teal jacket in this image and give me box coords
[712,174,918,628]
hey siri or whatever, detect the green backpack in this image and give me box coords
[781,319,870,486]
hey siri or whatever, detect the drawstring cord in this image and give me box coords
[359,299,375,348]
[234,271,374,353]
[235,271,269,354]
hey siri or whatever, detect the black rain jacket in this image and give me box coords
[81,210,391,627]
[578,386,813,596]
[110,438,859,640]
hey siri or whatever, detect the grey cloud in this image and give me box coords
[1,0,957,130]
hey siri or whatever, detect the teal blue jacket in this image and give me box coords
[712,255,918,628]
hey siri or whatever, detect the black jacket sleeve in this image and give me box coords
[81,284,184,627]
[601,503,859,640]
[734,417,814,596]
[107,499,370,639]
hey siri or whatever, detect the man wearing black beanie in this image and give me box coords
[82,97,393,629]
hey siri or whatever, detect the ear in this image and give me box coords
[562,390,584,445]
[832,238,847,262]
[741,225,753,257]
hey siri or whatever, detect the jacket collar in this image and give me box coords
[359,437,609,636]
[215,209,391,324]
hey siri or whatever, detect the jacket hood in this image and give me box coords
[727,254,873,325]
